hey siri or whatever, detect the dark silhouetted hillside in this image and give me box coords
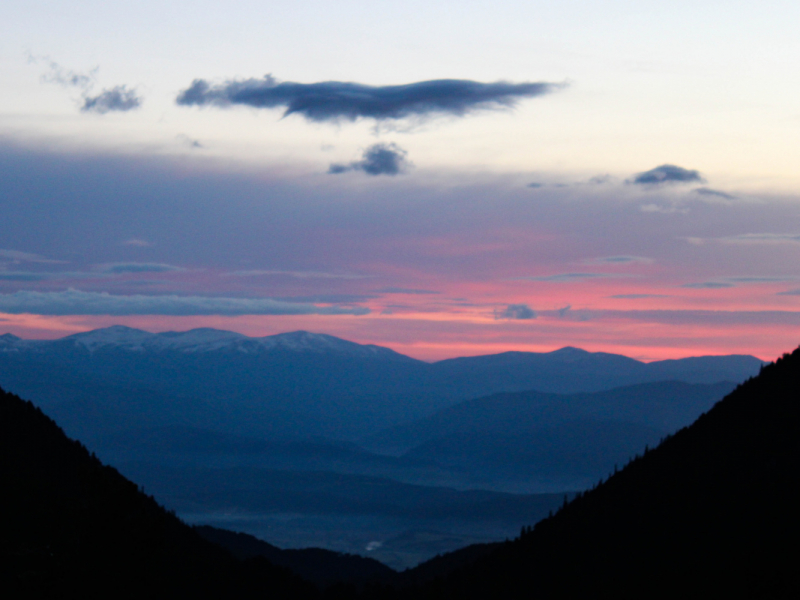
[382,348,800,598]
[195,526,396,587]
[0,386,317,600]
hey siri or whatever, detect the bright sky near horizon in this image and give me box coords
[1,1,800,361]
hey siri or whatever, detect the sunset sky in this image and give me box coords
[2,1,800,361]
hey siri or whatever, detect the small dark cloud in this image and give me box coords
[682,281,735,289]
[496,303,537,320]
[557,304,572,318]
[587,174,612,185]
[81,86,142,114]
[176,75,563,123]
[693,187,736,200]
[376,287,439,295]
[527,182,544,189]
[328,143,411,176]
[777,289,800,296]
[630,164,705,185]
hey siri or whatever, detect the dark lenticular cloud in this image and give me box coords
[496,303,537,320]
[82,86,142,114]
[328,143,410,176]
[176,75,563,122]
[630,164,705,185]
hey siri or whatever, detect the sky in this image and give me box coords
[1,0,800,361]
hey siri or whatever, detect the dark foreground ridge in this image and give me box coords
[0,386,317,600]
[377,347,800,599]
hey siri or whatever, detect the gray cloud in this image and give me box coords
[630,164,705,185]
[98,262,184,274]
[176,75,563,123]
[527,182,544,189]
[683,276,795,289]
[81,86,142,114]
[496,303,537,320]
[328,143,410,176]
[30,56,141,115]
[0,272,51,282]
[693,187,735,200]
[682,281,735,289]
[0,289,369,316]
[777,289,800,296]
[718,233,800,245]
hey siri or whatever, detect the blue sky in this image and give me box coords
[1,1,800,360]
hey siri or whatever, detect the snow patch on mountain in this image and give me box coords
[0,326,407,359]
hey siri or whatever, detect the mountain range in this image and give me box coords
[3,343,797,597]
[0,326,767,566]
[0,326,763,442]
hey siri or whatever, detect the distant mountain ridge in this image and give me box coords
[0,326,764,442]
[0,325,410,360]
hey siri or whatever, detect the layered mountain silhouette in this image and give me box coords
[380,347,800,598]
[3,339,797,597]
[0,326,763,441]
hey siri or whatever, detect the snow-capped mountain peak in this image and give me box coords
[0,326,408,359]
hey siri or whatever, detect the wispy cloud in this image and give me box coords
[227,269,369,279]
[0,289,369,316]
[583,256,653,265]
[121,238,153,247]
[495,303,536,320]
[29,54,142,115]
[96,262,184,274]
[31,55,96,89]
[610,294,669,299]
[718,233,800,245]
[328,143,411,176]
[682,276,796,289]
[375,287,439,295]
[512,273,630,282]
[0,249,65,264]
[630,164,705,186]
[693,187,736,200]
[682,281,735,289]
[176,75,564,123]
